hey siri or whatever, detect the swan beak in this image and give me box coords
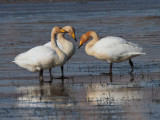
[78,41,82,49]
[78,44,82,49]
[74,37,77,42]
[71,33,77,42]
[60,29,66,33]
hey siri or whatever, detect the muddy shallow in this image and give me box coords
[0,0,160,119]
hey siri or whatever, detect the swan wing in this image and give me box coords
[92,36,127,56]
[92,36,145,62]
[44,42,51,47]
[105,43,144,62]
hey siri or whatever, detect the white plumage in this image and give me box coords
[44,26,76,79]
[44,41,62,49]
[44,39,76,62]
[79,31,145,74]
[13,46,60,72]
[13,26,67,82]
[91,36,144,63]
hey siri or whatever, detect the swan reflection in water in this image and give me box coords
[108,72,135,82]
[17,83,75,108]
[16,73,154,119]
[16,73,143,107]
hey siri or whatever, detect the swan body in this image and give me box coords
[90,36,143,63]
[13,26,67,81]
[79,31,145,74]
[44,26,76,78]
[14,46,64,72]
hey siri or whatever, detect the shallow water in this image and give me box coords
[0,0,160,119]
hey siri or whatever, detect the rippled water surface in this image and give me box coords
[0,0,160,119]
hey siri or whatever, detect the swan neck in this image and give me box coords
[89,31,99,41]
[57,32,75,57]
[57,33,65,40]
[85,31,99,55]
[51,31,66,65]
[86,31,99,49]
[51,31,57,48]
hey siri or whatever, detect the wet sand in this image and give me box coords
[0,0,160,119]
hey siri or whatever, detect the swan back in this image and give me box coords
[91,36,145,62]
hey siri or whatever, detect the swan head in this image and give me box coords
[62,26,77,42]
[78,32,90,49]
[52,26,66,34]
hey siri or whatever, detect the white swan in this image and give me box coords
[13,26,67,82]
[78,31,145,74]
[44,26,77,79]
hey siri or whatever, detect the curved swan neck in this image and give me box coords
[57,32,75,57]
[86,31,99,48]
[51,30,58,48]
[85,31,99,55]
[57,33,65,40]
[88,31,99,41]
[51,30,66,64]
[57,33,67,44]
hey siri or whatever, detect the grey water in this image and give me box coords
[0,0,160,119]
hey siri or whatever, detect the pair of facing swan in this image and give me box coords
[13,26,145,81]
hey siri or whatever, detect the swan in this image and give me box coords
[78,31,145,75]
[44,26,77,79]
[13,26,67,82]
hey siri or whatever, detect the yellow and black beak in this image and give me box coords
[71,33,77,42]
[78,44,82,49]
[60,29,66,33]
[78,40,83,49]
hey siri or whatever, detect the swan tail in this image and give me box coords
[129,52,146,56]
[123,52,146,59]
[13,60,38,72]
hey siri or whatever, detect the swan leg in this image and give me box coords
[49,68,53,82]
[109,63,113,75]
[60,66,68,79]
[100,63,113,75]
[129,59,134,73]
[54,66,69,79]
[61,66,64,78]
[39,69,44,82]
[60,66,69,79]
[61,66,68,79]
